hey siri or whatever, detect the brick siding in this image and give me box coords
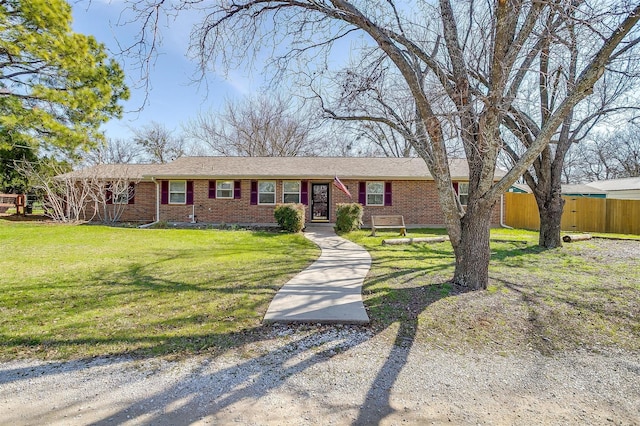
[108,179,502,227]
[82,181,156,223]
[119,181,156,222]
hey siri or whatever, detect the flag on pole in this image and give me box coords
[333,176,352,199]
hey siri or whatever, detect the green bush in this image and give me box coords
[335,203,363,233]
[274,203,306,233]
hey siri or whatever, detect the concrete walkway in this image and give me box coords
[263,225,371,324]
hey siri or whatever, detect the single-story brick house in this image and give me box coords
[66,157,506,227]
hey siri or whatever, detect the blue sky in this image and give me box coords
[71,1,258,141]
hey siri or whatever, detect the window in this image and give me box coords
[113,190,130,204]
[108,182,134,205]
[258,181,276,205]
[216,181,234,199]
[458,182,469,206]
[366,181,384,206]
[283,181,301,203]
[169,181,187,204]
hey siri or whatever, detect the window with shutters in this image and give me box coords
[111,182,134,204]
[366,181,384,206]
[113,189,130,204]
[282,181,301,203]
[216,180,234,199]
[258,181,276,205]
[169,181,187,204]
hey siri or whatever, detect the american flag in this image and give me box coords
[333,176,352,199]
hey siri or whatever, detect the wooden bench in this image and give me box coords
[0,194,26,215]
[371,215,406,237]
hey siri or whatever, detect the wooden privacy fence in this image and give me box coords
[503,192,640,235]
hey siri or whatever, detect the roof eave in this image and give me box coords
[142,174,501,181]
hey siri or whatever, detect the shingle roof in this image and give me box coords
[58,164,160,180]
[148,157,499,180]
[63,157,507,181]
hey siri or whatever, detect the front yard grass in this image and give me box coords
[1,219,638,360]
[346,228,640,354]
[0,220,319,359]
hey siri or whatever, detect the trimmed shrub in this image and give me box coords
[274,203,306,233]
[335,203,363,233]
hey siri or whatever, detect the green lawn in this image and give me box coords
[1,220,638,360]
[345,228,640,354]
[0,220,318,359]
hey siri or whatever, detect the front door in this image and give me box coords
[311,183,329,221]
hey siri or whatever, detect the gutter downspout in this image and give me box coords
[500,193,513,229]
[139,177,161,229]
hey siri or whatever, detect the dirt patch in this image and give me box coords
[575,237,640,260]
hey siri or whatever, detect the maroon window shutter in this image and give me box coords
[234,180,241,199]
[358,182,366,205]
[453,182,459,194]
[186,181,194,205]
[384,181,392,206]
[106,183,113,205]
[161,181,169,204]
[128,182,135,205]
[301,180,308,205]
[209,180,216,199]
[250,180,258,205]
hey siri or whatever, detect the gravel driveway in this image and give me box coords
[1,325,638,425]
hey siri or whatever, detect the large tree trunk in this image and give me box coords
[451,200,495,290]
[536,190,565,248]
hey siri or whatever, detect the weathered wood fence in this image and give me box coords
[503,193,640,235]
[0,194,26,215]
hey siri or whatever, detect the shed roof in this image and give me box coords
[509,183,532,193]
[562,184,607,195]
[587,176,640,191]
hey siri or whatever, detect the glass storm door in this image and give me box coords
[311,183,329,221]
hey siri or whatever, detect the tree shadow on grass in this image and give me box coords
[0,252,462,425]
[491,272,640,355]
[0,232,548,424]
[63,282,453,425]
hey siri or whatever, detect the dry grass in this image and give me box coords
[346,229,640,354]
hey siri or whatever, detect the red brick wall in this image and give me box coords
[148,179,502,226]
[83,181,156,223]
[85,179,503,226]
[119,181,156,222]
[160,180,278,224]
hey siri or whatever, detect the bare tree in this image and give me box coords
[133,121,187,163]
[314,57,417,157]
[18,162,92,222]
[88,173,138,223]
[125,0,640,290]
[19,162,139,223]
[611,129,640,178]
[500,4,640,247]
[355,123,414,157]
[186,95,321,156]
[574,126,640,181]
[85,138,142,165]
